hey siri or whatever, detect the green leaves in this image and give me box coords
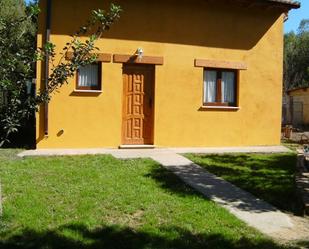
[36,3,121,100]
[44,42,56,54]
[284,19,309,91]
[91,4,122,30]
[0,2,121,146]
[0,1,38,146]
[34,50,44,61]
[28,4,40,16]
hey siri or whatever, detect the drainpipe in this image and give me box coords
[44,0,52,136]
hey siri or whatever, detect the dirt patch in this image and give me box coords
[105,209,145,228]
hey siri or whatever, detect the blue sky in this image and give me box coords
[284,0,309,33]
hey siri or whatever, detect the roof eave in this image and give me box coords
[267,0,301,10]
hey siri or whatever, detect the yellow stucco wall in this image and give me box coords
[289,89,309,124]
[36,0,284,148]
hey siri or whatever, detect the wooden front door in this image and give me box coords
[122,64,155,145]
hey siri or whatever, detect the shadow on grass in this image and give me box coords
[145,153,304,215]
[145,166,203,197]
[186,153,302,215]
[0,224,296,249]
[296,240,309,249]
[147,163,282,213]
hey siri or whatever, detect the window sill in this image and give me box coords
[201,106,240,110]
[73,89,102,93]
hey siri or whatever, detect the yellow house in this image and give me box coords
[36,0,300,149]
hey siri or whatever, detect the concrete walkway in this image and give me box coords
[152,153,309,241]
[150,154,294,235]
[18,146,290,157]
[17,145,304,240]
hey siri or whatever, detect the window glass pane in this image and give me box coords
[222,71,235,104]
[204,70,217,103]
[78,64,99,88]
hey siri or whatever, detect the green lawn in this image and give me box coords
[0,150,298,249]
[186,153,301,215]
